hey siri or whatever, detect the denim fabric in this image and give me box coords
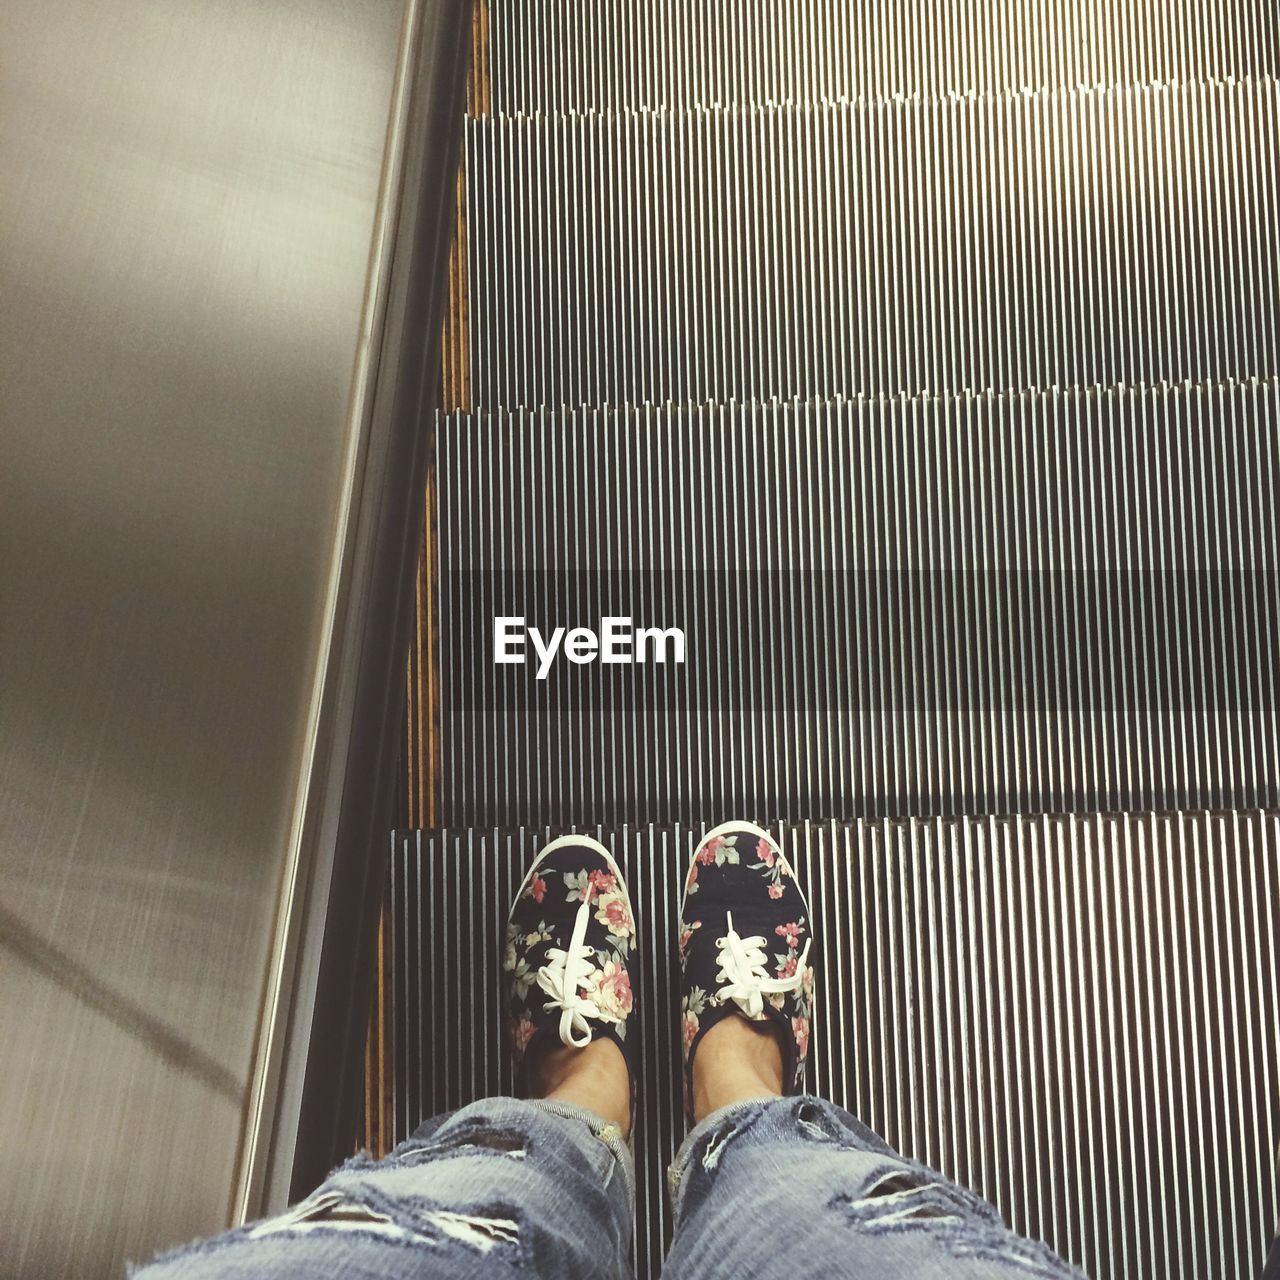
[130,1098,634,1280]
[665,1096,1086,1279]
[133,1094,1085,1279]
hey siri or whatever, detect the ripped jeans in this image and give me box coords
[131,1096,1085,1279]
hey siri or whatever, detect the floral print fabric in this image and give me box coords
[504,842,639,1091]
[679,825,817,1104]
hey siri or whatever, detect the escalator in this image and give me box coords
[390,5,1280,1278]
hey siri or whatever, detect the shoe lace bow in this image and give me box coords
[713,909,811,1019]
[537,893,620,1049]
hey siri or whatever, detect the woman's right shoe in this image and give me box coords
[504,834,641,1109]
[677,821,817,1120]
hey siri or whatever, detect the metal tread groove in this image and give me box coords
[477,73,1280,123]
[486,1,1280,115]
[435,380,1279,829]
[388,812,1280,1280]
[464,76,1280,411]
[397,14,1280,1280]
[436,371,1278,442]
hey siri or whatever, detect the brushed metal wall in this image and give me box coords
[0,2,460,1275]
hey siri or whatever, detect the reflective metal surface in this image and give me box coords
[0,2,458,1274]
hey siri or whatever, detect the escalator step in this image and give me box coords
[388,812,1280,1280]
[464,79,1279,410]
[434,380,1279,828]
[486,0,1279,114]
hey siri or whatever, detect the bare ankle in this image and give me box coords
[691,1014,785,1123]
[533,1038,632,1139]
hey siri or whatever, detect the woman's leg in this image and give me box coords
[670,822,1084,1278]
[664,1094,1084,1279]
[133,833,644,1279]
[131,1096,633,1279]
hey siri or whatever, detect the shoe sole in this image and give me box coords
[679,819,810,921]
[509,833,637,926]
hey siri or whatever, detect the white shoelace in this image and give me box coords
[536,894,619,1048]
[713,909,811,1019]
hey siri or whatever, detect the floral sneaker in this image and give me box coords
[504,834,640,1106]
[678,820,816,1117]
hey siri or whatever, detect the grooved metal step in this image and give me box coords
[387,813,1280,1280]
[402,10,1280,1280]
[433,381,1279,830]
[464,80,1279,411]
[486,0,1280,114]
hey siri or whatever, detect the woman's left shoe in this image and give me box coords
[678,820,817,1119]
[504,835,641,1107]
